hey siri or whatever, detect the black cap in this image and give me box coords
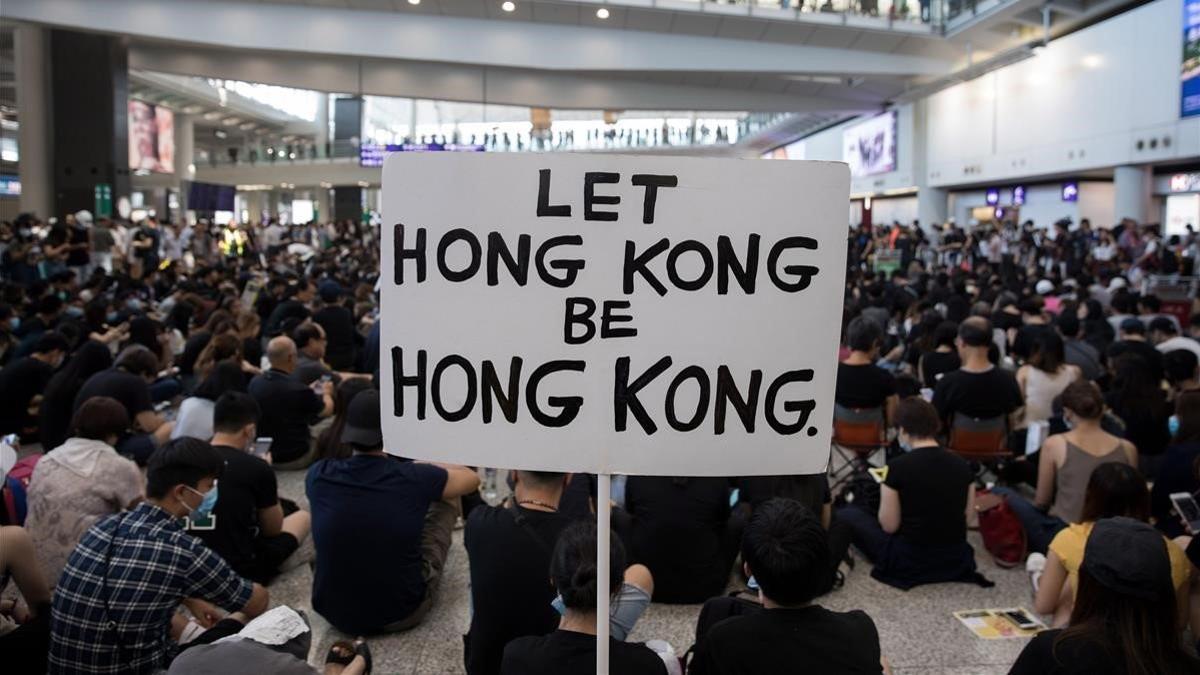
[340,388,382,447]
[1081,517,1172,602]
[1148,316,1177,335]
[1119,317,1146,335]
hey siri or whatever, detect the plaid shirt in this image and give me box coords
[49,502,254,674]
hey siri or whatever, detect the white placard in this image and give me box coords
[380,154,848,476]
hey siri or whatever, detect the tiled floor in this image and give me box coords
[272,469,1035,674]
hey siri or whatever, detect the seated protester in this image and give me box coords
[0,525,53,673]
[74,344,175,464]
[1015,330,1080,431]
[312,281,358,372]
[1010,518,1200,675]
[1106,317,1164,385]
[465,471,655,675]
[1162,348,1200,398]
[836,398,986,590]
[918,320,960,387]
[736,474,831,528]
[172,361,247,441]
[997,381,1137,554]
[248,336,333,470]
[26,397,143,587]
[0,331,68,439]
[1106,353,1170,474]
[501,521,667,675]
[1010,298,1055,364]
[835,315,898,420]
[1149,315,1200,360]
[169,623,371,675]
[306,388,479,634]
[48,438,270,675]
[186,392,312,585]
[292,322,337,385]
[932,316,1023,429]
[178,310,234,381]
[623,476,738,604]
[1033,463,1191,627]
[314,378,374,462]
[690,498,886,675]
[1056,312,1104,382]
[264,277,315,338]
[38,340,113,452]
[1151,390,1200,538]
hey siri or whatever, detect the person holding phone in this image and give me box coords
[186,392,311,585]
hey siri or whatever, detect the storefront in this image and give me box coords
[948,181,1115,228]
[1156,171,1200,235]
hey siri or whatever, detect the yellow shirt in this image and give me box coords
[1048,521,1191,599]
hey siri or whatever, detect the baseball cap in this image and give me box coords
[1148,316,1177,334]
[341,388,383,447]
[1119,317,1146,334]
[1035,279,1054,296]
[1081,517,1172,602]
[318,280,343,303]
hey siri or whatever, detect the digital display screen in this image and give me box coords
[360,142,485,168]
[842,110,897,178]
[128,100,175,173]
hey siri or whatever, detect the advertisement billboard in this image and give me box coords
[842,111,897,177]
[1184,0,1200,117]
[128,100,175,173]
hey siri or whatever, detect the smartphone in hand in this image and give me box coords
[252,437,273,459]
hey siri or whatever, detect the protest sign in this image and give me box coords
[380,154,849,476]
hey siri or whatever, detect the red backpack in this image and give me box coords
[975,489,1027,568]
[1,454,41,526]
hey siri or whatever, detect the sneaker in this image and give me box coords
[1025,552,1046,594]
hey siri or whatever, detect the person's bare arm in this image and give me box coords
[240,583,269,619]
[426,463,481,499]
[1034,550,1068,616]
[135,410,167,435]
[878,485,901,534]
[1034,437,1059,509]
[0,526,51,610]
[1121,439,1139,467]
[884,394,899,426]
[965,483,977,526]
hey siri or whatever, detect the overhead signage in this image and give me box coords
[360,142,485,167]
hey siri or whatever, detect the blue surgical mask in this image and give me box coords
[126,298,144,312]
[551,594,566,616]
[106,312,120,324]
[185,484,219,518]
[63,305,84,319]
[6,317,17,330]
[1169,415,1180,438]
[898,440,913,452]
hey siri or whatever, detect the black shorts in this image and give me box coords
[240,533,300,585]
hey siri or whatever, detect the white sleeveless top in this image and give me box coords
[1020,366,1075,428]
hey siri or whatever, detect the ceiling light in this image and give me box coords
[408,0,420,4]
[596,7,609,18]
[501,1,515,11]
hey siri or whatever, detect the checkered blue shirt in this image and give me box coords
[49,502,254,674]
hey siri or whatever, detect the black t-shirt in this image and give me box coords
[624,476,732,603]
[932,367,1022,422]
[1105,390,1170,457]
[133,226,160,264]
[691,605,883,675]
[884,446,972,545]
[74,368,153,420]
[501,630,666,675]
[178,330,212,376]
[247,369,324,463]
[920,350,961,386]
[313,305,357,371]
[835,363,896,409]
[264,299,310,337]
[0,356,53,435]
[464,505,573,675]
[1008,629,1197,675]
[737,474,830,517]
[67,226,90,266]
[242,336,263,370]
[188,445,279,576]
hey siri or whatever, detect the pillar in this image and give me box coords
[332,186,363,222]
[333,96,363,158]
[315,186,331,224]
[315,93,330,158]
[49,29,130,217]
[911,98,947,232]
[14,24,53,219]
[174,114,195,217]
[1113,165,1153,223]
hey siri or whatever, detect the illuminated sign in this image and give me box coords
[985,188,1000,206]
[1012,186,1026,205]
[1061,182,1079,202]
[1171,173,1200,192]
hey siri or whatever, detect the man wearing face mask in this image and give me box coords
[187,392,312,584]
[0,331,68,439]
[49,437,269,675]
[835,397,986,590]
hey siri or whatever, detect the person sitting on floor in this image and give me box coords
[0,525,53,673]
[185,392,312,585]
[836,397,986,590]
[501,520,669,675]
[996,381,1137,554]
[247,336,333,470]
[1010,517,1200,674]
[689,497,888,674]
[48,438,269,674]
[25,396,144,587]
[74,344,175,465]
[306,388,479,634]
[464,470,655,675]
[1032,462,1191,627]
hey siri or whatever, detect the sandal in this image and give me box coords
[325,641,357,668]
[354,638,373,675]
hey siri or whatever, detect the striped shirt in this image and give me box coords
[49,502,253,674]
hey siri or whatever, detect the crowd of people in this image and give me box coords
[1,208,1200,674]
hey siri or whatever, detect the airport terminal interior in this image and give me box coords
[2,0,1200,673]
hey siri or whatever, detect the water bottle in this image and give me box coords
[482,467,499,505]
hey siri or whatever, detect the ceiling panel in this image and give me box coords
[578,6,625,28]
[483,0,533,19]
[622,8,675,32]
[531,2,581,24]
[346,0,396,10]
[784,79,825,95]
[759,21,816,44]
[752,76,790,93]
[306,0,352,7]
[668,13,722,37]
[850,31,906,52]
[803,26,859,48]
[438,0,488,16]
[717,72,756,88]
[714,18,769,40]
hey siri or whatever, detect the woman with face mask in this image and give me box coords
[835,397,987,590]
[997,380,1138,556]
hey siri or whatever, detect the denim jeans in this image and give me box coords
[990,487,1067,554]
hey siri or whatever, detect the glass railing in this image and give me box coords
[675,0,942,26]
